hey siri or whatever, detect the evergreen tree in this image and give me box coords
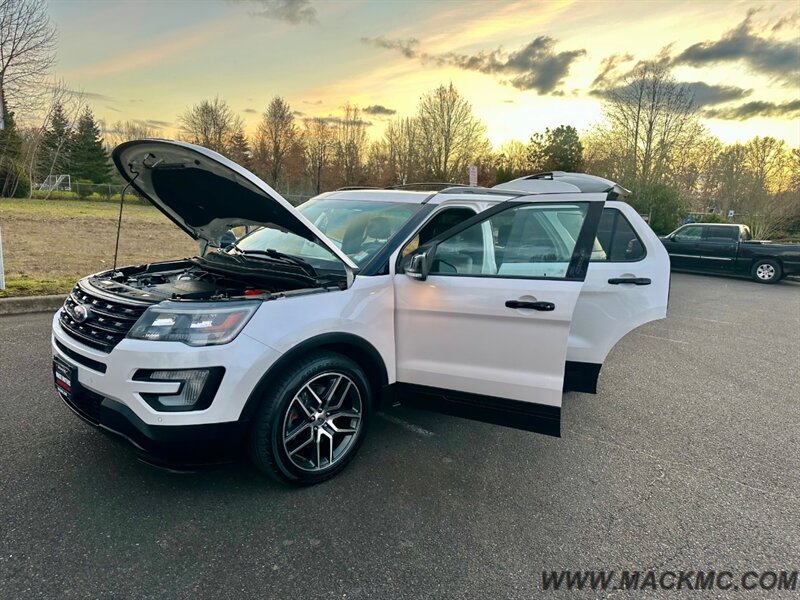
[226,128,253,170]
[527,125,584,172]
[71,108,110,183]
[39,101,72,181]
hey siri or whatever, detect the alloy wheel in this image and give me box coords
[756,264,775,280]
[281,372,363,472]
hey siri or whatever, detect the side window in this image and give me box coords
[593,209,646,261]
[429,203,589,279]
[401,207,477,257]
[704,225,738,242]
[674,225,703,241]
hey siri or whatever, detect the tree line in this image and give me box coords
[0,0,798,237]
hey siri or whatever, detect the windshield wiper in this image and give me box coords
[233,246,318,278]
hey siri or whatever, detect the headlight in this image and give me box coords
[127,301,259,346]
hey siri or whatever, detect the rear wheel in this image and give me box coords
[752,259,781,284]
[248,351,371,485]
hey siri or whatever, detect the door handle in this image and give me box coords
[505,300,555,311]
[608,277,651,285]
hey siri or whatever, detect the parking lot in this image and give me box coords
[1,273,798,599]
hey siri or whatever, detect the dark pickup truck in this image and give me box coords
[660,223,800,283]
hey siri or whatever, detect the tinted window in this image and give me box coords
[593,209,646,261]
[704,225,738,241]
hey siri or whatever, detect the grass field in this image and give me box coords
[0,198,197,297]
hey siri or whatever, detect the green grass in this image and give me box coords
[1,197,197,297]
[0,275,80,298]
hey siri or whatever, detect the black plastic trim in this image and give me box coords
[55,339,107,373]
[238,333,390,421]
[57,388,247,468]
[396,383,561,437]
[563,361,602,394]
[135,367,225,412]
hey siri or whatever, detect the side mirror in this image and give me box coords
[406,250,432,281]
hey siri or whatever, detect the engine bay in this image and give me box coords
[88,258,337,303]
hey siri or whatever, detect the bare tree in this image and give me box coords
[302,117,332,195]
[383,116,419,185]
[178,97,242,155]
[602,61,701,190]
[103,119,158,150]
[253,96,296,187]
[333,103,368,187]
[703,137,796,238]
[416,83,489,182]
[0,0,57,129]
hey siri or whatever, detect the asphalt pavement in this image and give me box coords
[1,273,798,599]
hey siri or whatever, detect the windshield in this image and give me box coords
[234,197,422,269]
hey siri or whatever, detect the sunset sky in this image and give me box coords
[47,0,800,147]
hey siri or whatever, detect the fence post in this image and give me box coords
[0,227,5,290]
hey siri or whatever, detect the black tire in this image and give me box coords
[248,351,371,485]
[751,259,782,284]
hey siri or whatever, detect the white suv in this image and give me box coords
[52,140,669,485]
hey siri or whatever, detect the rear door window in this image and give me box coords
[593,208,646,262]
[704,226,739,242]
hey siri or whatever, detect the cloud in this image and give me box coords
[361,36,420,59]
[54,87,114,101]
[303,99,323,105]
[292,110,305,117]
[363,104,396,116]
[104,105,122,113]
[673,11,800,83]
[243,107,258,114]
[304,115,372,127]
[229,0,316,24]
[684,82,752,107]
[592,53,634,87]
[703,99,800,120]
[361,35,586,94]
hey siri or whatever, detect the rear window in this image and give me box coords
[704,225,739,241]
[593,209,646,261]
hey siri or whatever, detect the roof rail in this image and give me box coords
[335,186,382,191]
[438,186,524,197]
[386,182,467,191]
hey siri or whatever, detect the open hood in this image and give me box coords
[112,139,358,278]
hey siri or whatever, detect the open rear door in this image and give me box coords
[565,202,670,392]
[393,195,605,436]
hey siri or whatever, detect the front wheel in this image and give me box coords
[248,351,371,485]
[752,259,782,284]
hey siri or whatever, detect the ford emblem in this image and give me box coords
[72,303,91,323]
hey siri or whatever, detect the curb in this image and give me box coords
[0,294,66,316]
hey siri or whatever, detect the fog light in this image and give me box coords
[135,367,224,412]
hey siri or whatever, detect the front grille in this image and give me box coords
[59,284,150,353]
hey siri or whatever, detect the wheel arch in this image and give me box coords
[239,333,390,422]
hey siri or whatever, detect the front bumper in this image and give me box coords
[57,385,248,468]
[52,312,279,426]
[51,310,281,466]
